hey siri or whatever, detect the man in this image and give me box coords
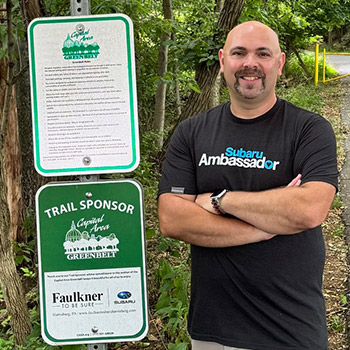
[157,21,338,350]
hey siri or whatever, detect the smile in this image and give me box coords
[236,69,265,82]
[241,76,260,81]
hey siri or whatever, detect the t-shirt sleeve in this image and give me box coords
[293,115,338,191]
[158,120,197,197]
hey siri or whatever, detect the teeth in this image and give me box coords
[243,76,258,80]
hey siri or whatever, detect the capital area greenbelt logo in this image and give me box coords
[63,219,120,261]
[62,23,100,60]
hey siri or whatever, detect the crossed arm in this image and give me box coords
[158,176,336,248]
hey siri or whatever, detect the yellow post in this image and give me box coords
[323,49,326,83]
[315,44,319,85]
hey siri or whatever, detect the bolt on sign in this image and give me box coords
[36,180,148,345]
[28,14,139,176]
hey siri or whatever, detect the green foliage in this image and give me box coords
[44,0,70,16]
[331,222,345,237]
[0,284,86,349]
[13,241,34,266]
[20,267,36,278]
[284,52,337,81]
[330,315,344,332]
[0,0,26,60]
[242,0,350,66]
[1,314,11,328]
[0,337,13,350]
[340,294,347,306]
[277,83,324,114]
[155,256,191,345]
[115,130,160,199]
[331,193,343,209]
[172,1,218,68]
[284,54,311,80]
[168,342,188,350]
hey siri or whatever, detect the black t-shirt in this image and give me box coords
[158,99,338,349]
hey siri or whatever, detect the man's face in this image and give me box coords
[219,23,285,103]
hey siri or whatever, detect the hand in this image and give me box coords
[287,174,302,187]
[259,229,277,241]
[195,193,219,214]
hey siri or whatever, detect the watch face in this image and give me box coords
[210,189,227,198]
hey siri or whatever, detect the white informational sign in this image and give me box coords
[44,268,144,340]
[28,15,139,176]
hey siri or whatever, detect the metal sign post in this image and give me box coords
[70,0,91,16]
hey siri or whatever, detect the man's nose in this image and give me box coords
[243,54,258,68]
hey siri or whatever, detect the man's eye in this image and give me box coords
[258,52,270,57]
[232,51,243,56]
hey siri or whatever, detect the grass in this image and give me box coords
[276,83,324,114]
[284,52,338,83]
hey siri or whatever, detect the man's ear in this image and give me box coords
[218,49,224,74]
[278,52,286,76]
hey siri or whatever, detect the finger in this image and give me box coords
[287,174,302,187]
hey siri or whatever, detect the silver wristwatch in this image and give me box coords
[210,189,229,214]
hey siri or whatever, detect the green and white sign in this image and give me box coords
[36,180,148,345]
[28,14,139,176]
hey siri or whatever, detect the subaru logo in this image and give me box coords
[117,291,132,299]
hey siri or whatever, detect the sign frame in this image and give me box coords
[36,179,148,345]
[28,14,140,176]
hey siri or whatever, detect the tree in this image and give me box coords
[0,1,31,346]
[17,0,48,210]
[179,0,244,120]
[153,0,174,148]
[241,0,350,78]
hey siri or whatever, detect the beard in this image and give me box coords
[233,68,266,99]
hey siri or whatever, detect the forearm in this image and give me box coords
[220,182,335,234]
[158,193,274,247]
[221,187,307,234]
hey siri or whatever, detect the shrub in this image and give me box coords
[284,52,337,82]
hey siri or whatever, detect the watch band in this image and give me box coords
[210,189,228,214]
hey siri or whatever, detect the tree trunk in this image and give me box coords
[0,58,24,242]
[171,32,181,120]
[0,1,32,346]
[328,30,333,48]
[17,0,48,210]
[153,0,173,148]
[210,0,225,107]
[290,44,311,79]
[176,0,244,121]
[19,0,47,28]
[0,155,31,346]
[210,72,223,107]
[15,39,45,210]
[215,0,225,13]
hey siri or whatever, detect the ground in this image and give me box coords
[324,207,348,349]
[322,83,349,350]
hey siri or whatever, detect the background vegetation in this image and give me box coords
[0,0,349,349]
